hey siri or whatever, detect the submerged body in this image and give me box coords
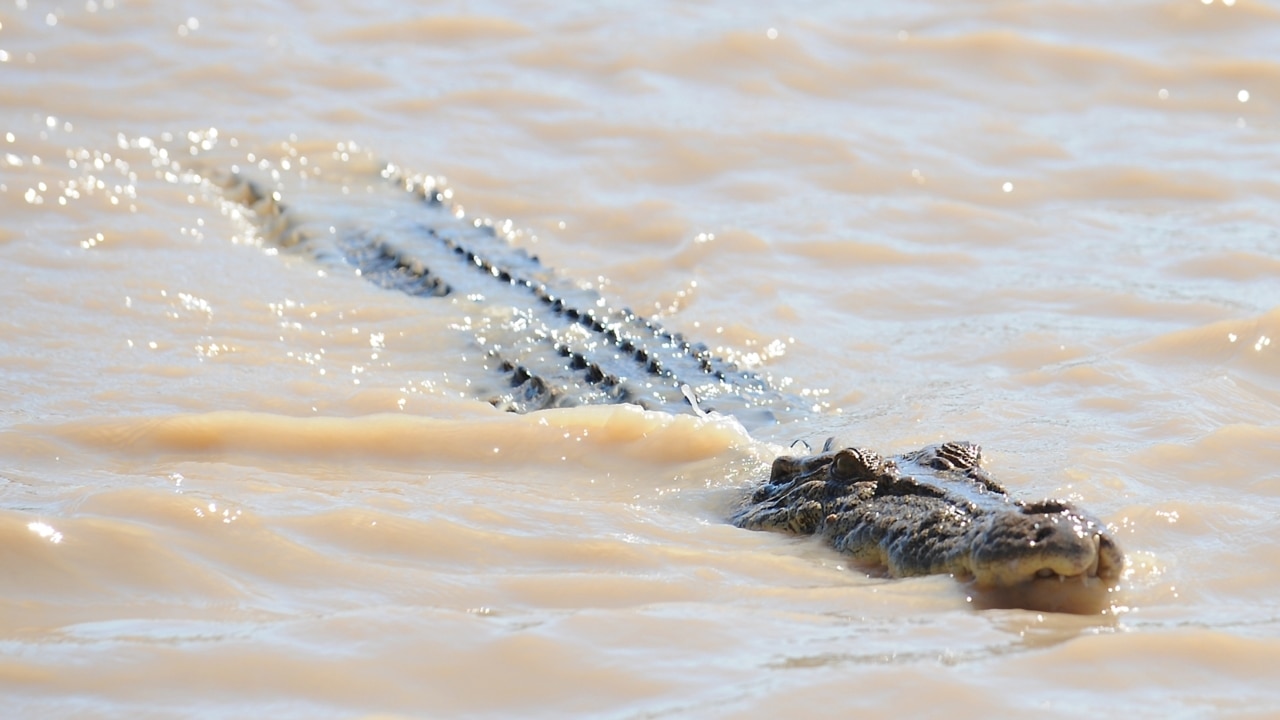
[215,167,804,430]
[213,159,1124,613]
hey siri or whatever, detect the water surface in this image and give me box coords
[2,1,1279,717]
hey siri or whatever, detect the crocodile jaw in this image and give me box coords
[967,510,1124,588]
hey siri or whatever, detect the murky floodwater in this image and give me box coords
[2,1,1279,717]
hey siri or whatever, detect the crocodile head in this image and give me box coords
[735,441,1126,613]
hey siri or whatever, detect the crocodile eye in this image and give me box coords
[770,456,802,483]
[832,450,864,480]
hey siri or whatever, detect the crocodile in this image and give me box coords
[208,157,1124,613]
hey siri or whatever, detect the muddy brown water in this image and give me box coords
[2,1,1279,717]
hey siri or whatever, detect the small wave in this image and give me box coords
[1127,306,1280,379]
[328,16,532,44]
[44,405,759,466]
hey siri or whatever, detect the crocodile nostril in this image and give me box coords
[1035,525,1055,543]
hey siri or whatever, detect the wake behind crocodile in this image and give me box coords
[187,142,1125,614]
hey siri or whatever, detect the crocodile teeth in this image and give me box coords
[1086,534,1101,578]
